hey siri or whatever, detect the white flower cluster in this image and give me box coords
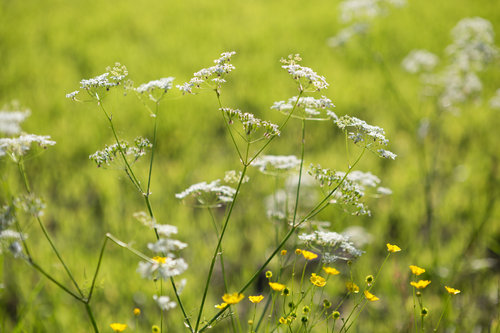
[271,96,337,120]
[406,17,498,111]
[489,89,500,110]
[280,54,329,92]
[14,194,46,218]
[175,179,236,207]
[177,51,236,94]
[72,63,128,99]
[153,295,176,311]
[89,137,152,167]
[335,115,396,159]
[251,155,301,174]
[0,205,25,258]
[0,109,31,135]
[137,223,188,281]
[327,23,368,48]
[401,50,439,74]
[221,108,280,139]
[339,0,406,23]
[136,77,175,93]
[299,230,364,262]
[0,134,56,160]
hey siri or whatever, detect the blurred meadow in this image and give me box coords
[1,0,499,332]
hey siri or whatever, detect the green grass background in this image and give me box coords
[1,0,499,331]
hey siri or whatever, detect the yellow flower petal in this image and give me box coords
[310,273,326,287]
[215,302,228,309]
[346,281,359,293]
[444,286,461,295]
[222,292,244,304]
[110,323,127,332]
[386,243,401,253]
[410,280,431,289]
[409,265,425,276]
[269,282,286,291]
[323,266,340,275]
[301,250,318,260]
[364,290,379,301]
[248,295,264,303]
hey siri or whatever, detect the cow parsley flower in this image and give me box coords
[75,63,128,100]
[89,137,152,167]
[339,0,406,24]
[0,109,31,135]
[335,115,396,159]
[327,23,369,48]
[175,179,236,207]
[153,295,177,311]
[136,77,175,102]
[280,54,329,92]
[402,50,439,74]
[251,155,301,175]
[271,96,336,120]
[299,230,363,262]
[177,51,236,94]
[0,134,56,161]
[221,108,280,139]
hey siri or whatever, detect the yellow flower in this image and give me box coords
[444,286,461,295]
[310,273,326,287]
[409,265,425,276]
[364,290,379,301]
[269,282,286,291]
[215,302,228,309]
[295,249,302,255]
[133,307,141,316]
[281,250,287,256]
[279,317,288,325]
[323,266,340,275]
[301,250,318,260]
[248,295,264,304]
[410,280,431,289]
[110,323,127,332]
[386,243,401,253]
[152,325,160,333]
[152,256,167,264]
[222,293,244,305]
[346,281,359,293]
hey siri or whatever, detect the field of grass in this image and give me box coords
[1,0,499,332]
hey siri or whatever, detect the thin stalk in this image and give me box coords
[433,295,451,332]
[194,166,248,332]
[84,302,100,333]
[291,119,306,227]
[87,237,108,302]
[216,92,244,162]
[27,260,82,301]
[146,102,159,196]
[344,301,368,332]
[18,159,83,297]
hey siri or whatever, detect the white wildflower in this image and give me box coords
[153,295,177,311]
[221,108,280,138]
[65,90,80,100]
[177,51,236,94]
[175,179,236,207]
[136,77,175,102]
[402,50,439,74]
[147,238,187,254]
[251,155,301,174]
[339,0,406,24]
[327,23,369,48]
[271,96,336,120]
[0,110,31,135]
[89,137,152,167]
[489,89,500,110]
[137,257,188,280]
[299,230,364,262]
[154,224,178,238]
[0,134,56,160]
[224,170,249,184]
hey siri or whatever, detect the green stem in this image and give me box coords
[194,166,248,332]
[433,295,451,332]
[291,119,306,227]
[18,159,84,297]
[147,102,159,196]
[84,302,100,333]
[87,237,108,302]
[27,260,81,301]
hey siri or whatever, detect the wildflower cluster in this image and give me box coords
[136,77,175,102]
[271,96,337,120]
[221,107,280,139]
[72,63,129,100]
[89,137,152,167]
[280,54,329,92]
[299,230,364,262]
[404,17,499,111]
[0,205,24,258]
[136,222,188,281]
[335,115,396,159]
[0,103,30,135]
[175,179,236,207]
[251,155,301,175]
[177,51,236,94]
